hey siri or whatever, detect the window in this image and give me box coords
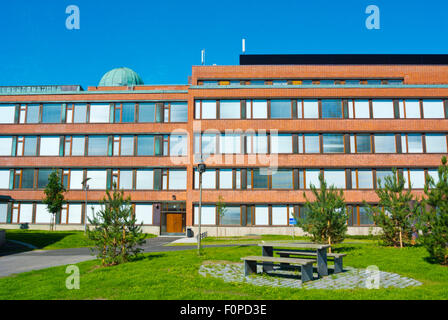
[0,170,11,189]
[120,103,135,123]
[271,170,293,189]
[86,170,107,190]
[67,204,83,224]
[0,203,7,223]
[303,134,320,153]
[303,100,319,118]
[402,134,423,153]
[219,169,233,189]
[372,100,394,118]
[270,100,291,119]
[351,134,371,153]
[26,105,40,123]
[18,204,33,223]
[170,134,187,156]
[272,206,288,225]
[89,104,110,123]
[305,169,320,189]
[88,136,108,156]
[168,170,187,190]
[119,136,135,156]
[170,103,188,122]
[14,169,34,189]
[65,136,85,156]
[73,104,87,123]
[246,134,268,154]
[40,136,60,156]
[425,134,447,153]
[352,170,374,189]
[322,134,344,153]
[133,204,153,225]
[220,134,241,154]
[0,105,16,123]
[194,169,216,189]
[359,206,374,225]
[427,170,439,185]
[202,101,217,119]
[220,100,240,119]
[376,170,394,188]
[374,134,396,153]
[23,136,38,156]
[194,205,216,225]
[253,169,269,189]
[201,134,217,154]
[41,104,62,123]
[324,170,346,189]
[252,100,268,119]
[321,99,342,118]
[0,136,13,156]
[220,206,240,225]
[404,169,425,189]
[69,170,84,190]
[271,134,293,153]
[138,103,155,122]
[423,100,445,119]
[136,170,154,190]
[118,170,133,189]
[349,100,370,119]
[399,100,420,119]
[37,169,53,189]
[255,206,269,225]
[137,135,155,156]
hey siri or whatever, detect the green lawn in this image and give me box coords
[0,242,446,300]
[4,230,157,250]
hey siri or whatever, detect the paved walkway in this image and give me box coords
[0,237,244,278]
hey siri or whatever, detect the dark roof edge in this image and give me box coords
[240,54,448,65]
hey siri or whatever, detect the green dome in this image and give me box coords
[99,67,144,86]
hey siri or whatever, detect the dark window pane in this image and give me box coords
[359,207,374,225]
[170,103,188,122]
[138,103,155,122]
[270,100,291,119]
[253,169,269,189]
[23,137,37,156]
[88,136,108,156]
[137,136,154,156]
[356,135,371,153]
[38,169,53,189]
[42,104,61,123]
[271,170,293,189]
[220,206,240,225]
[21,169,34,189]
[323,134,344,153]
[322,100,342,118]
[122,103,135,123]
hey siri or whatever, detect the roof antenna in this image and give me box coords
[242,38,246,54]
[201,49,205,65]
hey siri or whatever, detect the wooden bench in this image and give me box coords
[241,256,316,282]
[276,250,346,274]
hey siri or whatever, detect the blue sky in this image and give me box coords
[0,0,447,87]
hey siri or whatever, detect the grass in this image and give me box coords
[0,241,446,300]
[3,230,157,251]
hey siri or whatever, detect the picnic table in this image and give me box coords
[258,242,331,278]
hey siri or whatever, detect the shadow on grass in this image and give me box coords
[5,230,80,249]
[0,241,33,257]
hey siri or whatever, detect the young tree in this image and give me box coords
[298,173,348,252]
[366,168,417,248]
[87,184,146,266]
[216,195,227,237]
[420,156,448,265]
[42,170,66,231]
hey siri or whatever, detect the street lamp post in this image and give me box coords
[81,177,91,234]
[197,162,206,253]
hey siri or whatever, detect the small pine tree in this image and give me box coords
[366,168,417,248]
[87,184,146,266]
[42,170,66,231]
[420,156,448,265]
[298,173,348,252]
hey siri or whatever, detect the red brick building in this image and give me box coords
[1,54,447,236]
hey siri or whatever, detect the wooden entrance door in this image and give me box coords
[166,213,183,233]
